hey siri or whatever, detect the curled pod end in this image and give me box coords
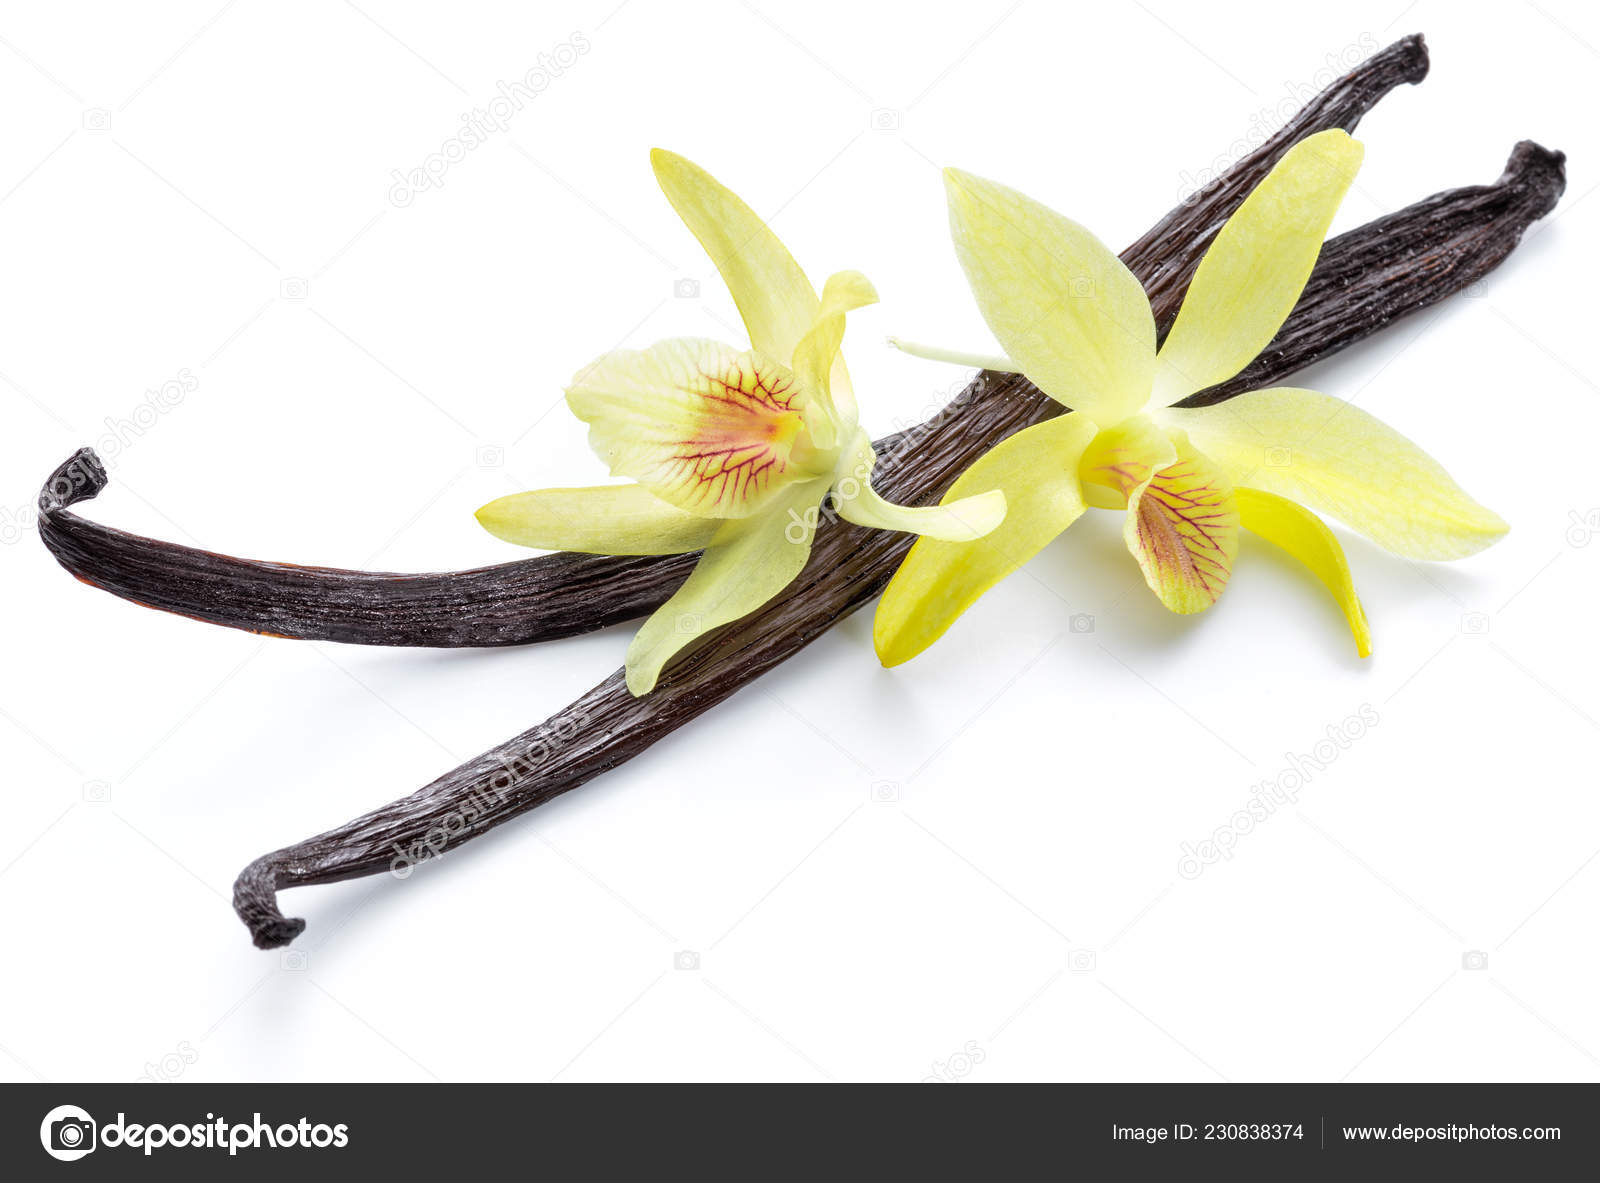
[39,447,109,515]
[233,856,307,949]
[1503,140,1567,209]
[1394,32,1430,85]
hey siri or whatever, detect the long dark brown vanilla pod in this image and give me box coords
[235,178,1567,944]
[41,36,1431,649]
[38,455,698,647]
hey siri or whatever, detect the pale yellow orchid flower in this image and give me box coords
[478,150,1006,694]
[876,129,1507,665]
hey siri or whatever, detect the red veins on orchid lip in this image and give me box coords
[1086,442,1158,500]
[1134,459,1232,601]
[664,360,806,510]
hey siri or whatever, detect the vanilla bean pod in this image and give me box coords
[37,456,695,646]
[44,37,1430,649]
[234,71,1566,951]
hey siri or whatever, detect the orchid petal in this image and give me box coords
[1087,423,1238,614]
[832,431,1006,541]
[944,168,1155,422]
[1237,487,1371,657]
[650,149,818,361]
[816,269,878,320]
[789,271,878,449]
[1078,414,1177,497]
[567,338,821,519]
[1150,130,1363,406]
[1156,387,1508,558]
[625,477,830,694]
[815,268,877,427]
[874,412,1099,666]
[475,484,719,556]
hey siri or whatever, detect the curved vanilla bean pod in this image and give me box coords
[38,453,697,646]
[43,36,1431,648]
[1131,33,1431,324]
[234,375,1054,946]
[234,151,1568,951]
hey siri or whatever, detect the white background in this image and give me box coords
[2,0,1596,1083]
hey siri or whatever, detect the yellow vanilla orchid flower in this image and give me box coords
[478,149,1007,695]
[876,129,1507,665]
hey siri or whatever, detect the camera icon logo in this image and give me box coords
[82,779,112,804]
[279,277,309,300]
[1461,950,1489,971]
[82,108,112,132]
[1068,949,1097,973]
[1067,275,1095,298]
[1264,446,1293,467]
[870,108,902,132]
[1460,612,1491,635]
[1566,509,1599,548]
[673,278,700,299]
[475,444,505,467]
[1068,612,1095,634]
[1,505,35,545]
[870,779,901,803]
[281,949,308,972]
[674,950,700,971]
[40,1104,97,1162]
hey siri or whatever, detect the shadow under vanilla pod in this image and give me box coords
[34,35,1567,947]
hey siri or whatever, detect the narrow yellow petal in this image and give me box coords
[1236,487,1371,657]
[790,312,845,452]
[625,477,830,694]
[567,338,818,519]
[1156,387,1508,559]
[944,168,1155,422]
[874,412,1099,665]
[476,485,719,555]
[832,431,1006,541]
[650,149,818,361]
[1151,130,1363,406]
[788,271,875,448]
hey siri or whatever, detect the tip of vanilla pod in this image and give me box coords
[39,448,108,515]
